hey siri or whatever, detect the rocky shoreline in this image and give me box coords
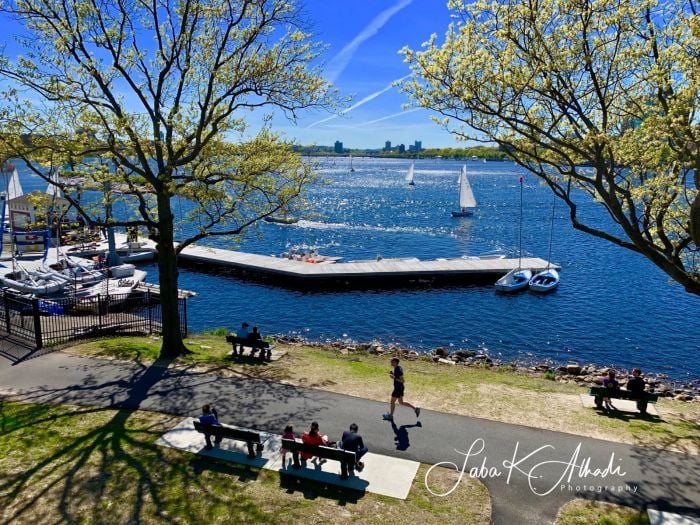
[273,335,700,404]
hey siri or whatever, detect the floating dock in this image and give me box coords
[175,244,558,287]
[2,233,559,288]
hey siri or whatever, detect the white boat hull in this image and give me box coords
[0,271,66,295]
[495,268,532,292]
[529,268,560,293]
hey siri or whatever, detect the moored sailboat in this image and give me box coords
[529,185,560,292]
[495,176,531,292]
[529,268,559,292]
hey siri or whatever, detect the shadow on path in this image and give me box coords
[390,420,422,451]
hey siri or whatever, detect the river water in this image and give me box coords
[17,157,700,380]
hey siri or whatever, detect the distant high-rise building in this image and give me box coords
[398,144,406,154]
[414,140,422,151]
[334,140,343,153]
[384,140,392,151]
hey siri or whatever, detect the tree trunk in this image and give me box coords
[691,169,700,248]
[155,194,188,358]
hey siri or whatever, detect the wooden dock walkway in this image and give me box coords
[1,233,559,287]
[176,243,558,285]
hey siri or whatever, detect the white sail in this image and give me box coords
[405,163,415,184]
[7,167,23,200]
[46,168,63,199]
[458,165,476,208]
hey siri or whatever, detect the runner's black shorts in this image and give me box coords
[391,384,405,398]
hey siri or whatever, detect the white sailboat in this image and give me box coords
[1,166,23,259]
[405,162,415,186]
[349,155,355,172]
[495,176,531,292]
[451,165,477,217]
[529,188,560,293]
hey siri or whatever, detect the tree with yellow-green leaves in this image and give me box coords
[0,0,332,357]
[401,0,700,295]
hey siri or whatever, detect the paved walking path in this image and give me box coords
[0,349,698,524]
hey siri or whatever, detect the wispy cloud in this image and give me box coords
[324,0,413,83]
[308,75,411,128]
[358,107,421,126]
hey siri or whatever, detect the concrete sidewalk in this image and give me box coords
[1,350,698,524]
[156,417,420,499]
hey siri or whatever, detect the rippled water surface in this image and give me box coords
[19,157,700,378]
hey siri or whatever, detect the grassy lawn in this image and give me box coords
[0,400,490,525]
[65,334,700,454]
[555,499,650,525]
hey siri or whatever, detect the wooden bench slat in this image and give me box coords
[281,438,355,462]
[193,420,263,442]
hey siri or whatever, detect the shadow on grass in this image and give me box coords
[278,471,364,506]
[190,455,261,483]
[593,407,663,424]
[0,352,333,523]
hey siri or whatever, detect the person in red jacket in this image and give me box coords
[301,421,328,463]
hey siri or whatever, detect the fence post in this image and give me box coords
[32,298,42,349]
[182,297,188,337]
[3,290,11,334]
[147,290,153,333]
[97,294,103,330]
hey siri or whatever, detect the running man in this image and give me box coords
[385,357,420,421]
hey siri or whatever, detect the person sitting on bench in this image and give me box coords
[626,368,648,414]
[301,422,329,464]
[341,423,368,472]
[602,370,619,410]
[249,326,263,355]
[198,404,222,449]
[235,322,250,354]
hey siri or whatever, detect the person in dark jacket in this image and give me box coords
[341,423,368,472]
[198,404,221,449]
[626,368,648,414]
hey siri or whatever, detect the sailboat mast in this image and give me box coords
[518,176,523,270]
[546,187,555,269]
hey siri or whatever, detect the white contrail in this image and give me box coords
[358,107,421,126]
[308,75,411,128]
[325,0,413,83]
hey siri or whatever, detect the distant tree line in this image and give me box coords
[292,145,507,159]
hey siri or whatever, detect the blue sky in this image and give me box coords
[277,0,461,149]
[0,0,463,150]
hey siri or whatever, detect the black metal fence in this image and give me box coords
[0,289,188,348]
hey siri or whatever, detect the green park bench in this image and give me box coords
[192,420,265,459]
[281,438,357,480]
[588,385,660,414]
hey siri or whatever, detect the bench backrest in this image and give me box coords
[588,386,659,401]
[225,334,270,348]
[193,420,262,443]
[281,438,356,462]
